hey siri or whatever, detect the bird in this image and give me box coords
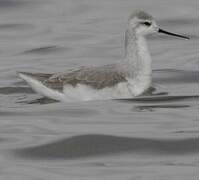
[18,10,189,102]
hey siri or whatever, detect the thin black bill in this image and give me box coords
[158,28,190,40]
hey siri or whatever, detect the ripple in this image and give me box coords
[153,69,199,84]
[0,0,28,8]
[19,97,58,105]
[22,45,67,55]
[160,18,199,26]
[117,95,199,103]
[133,104,190,112]
[12,134,199,160]
[0,87,34,94]
[0,23,34,31]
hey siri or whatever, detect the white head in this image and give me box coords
[128,10,158,36]
[128,10,189,39]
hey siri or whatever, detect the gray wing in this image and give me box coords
[19,64,127,91]
[47,64,127,90]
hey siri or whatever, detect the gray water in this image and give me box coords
[1,0,199,179]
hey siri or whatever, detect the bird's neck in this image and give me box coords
[122,30,152,78]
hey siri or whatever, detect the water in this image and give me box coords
[0,0,199,179]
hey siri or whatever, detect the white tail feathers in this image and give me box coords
[18,72,65,101]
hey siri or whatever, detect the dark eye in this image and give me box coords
[143,22,151,26]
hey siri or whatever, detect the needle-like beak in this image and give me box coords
[158,28,190,40]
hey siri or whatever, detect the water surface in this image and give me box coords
[0,0,199,179]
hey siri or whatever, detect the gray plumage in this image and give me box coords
[19,64,127,91]
[128,10,153,21]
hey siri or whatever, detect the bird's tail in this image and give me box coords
[18,72,65,101]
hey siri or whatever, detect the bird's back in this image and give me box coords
[19,64,127,92]
[47,64,127,90]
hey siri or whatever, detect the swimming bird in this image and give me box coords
[18,10,189,102]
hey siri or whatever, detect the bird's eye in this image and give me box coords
[143,22,151,26]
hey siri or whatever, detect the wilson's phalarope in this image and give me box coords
[18,10,189,102]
